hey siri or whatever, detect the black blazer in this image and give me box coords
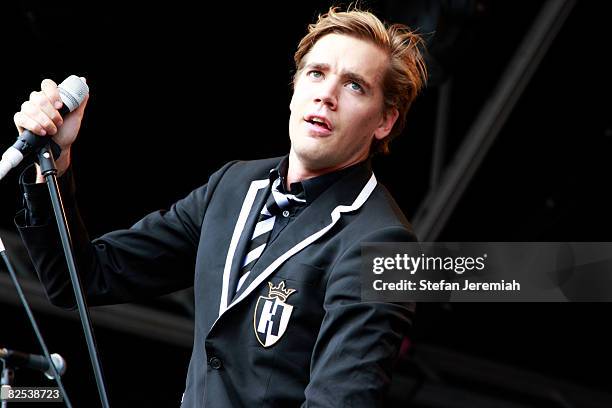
[17,156,416,407]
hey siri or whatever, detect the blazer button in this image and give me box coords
[282,210,290,218]
[208,356,222,370]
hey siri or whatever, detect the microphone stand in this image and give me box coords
[1,362,14,408]
[1,235,71,406]
[36,144,110,408]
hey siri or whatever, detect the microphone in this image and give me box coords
[0,75,89,180]
[0,348,67,379]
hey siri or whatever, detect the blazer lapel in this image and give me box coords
[225,163,377,312]
[218,177,270,316]
[227,183,271,302]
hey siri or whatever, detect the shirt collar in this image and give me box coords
[269,155,372,205]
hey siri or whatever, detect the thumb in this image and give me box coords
[60,92,89,136]
[71,92,89,117]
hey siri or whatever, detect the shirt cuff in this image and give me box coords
[17,164,76,227]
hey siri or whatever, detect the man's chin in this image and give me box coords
[291,145,336,170]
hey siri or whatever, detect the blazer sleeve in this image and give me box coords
[302,226,416,408]
[15,161,237,308]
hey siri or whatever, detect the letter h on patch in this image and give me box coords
[253,281,296,347]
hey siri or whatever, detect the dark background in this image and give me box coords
[1,1,611,407]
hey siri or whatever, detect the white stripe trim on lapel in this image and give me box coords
[219,178,269,316]
[212,173,378,326]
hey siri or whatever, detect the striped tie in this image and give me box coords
[235,177,305,293]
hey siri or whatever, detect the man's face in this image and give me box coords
[289,33,398,172]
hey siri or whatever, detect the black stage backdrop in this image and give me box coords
[1,1,611,407]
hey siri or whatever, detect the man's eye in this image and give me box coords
[348,82,363,93]
[308,70,323,79]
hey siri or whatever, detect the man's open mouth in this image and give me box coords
[305,117,331,131]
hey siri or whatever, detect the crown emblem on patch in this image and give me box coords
[254,281,298,347]
[268,281,296,302]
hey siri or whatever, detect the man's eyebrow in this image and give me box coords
[343,72,372,92]
[303,62,373,92]
[304,62,330,72]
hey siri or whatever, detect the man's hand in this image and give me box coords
[13,77,89,179]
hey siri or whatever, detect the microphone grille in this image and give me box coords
[58,75,89,112]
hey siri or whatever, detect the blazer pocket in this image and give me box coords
[275,262,326,288]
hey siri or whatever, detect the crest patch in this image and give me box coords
[253,281,296,347]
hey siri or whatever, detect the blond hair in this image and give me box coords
[294,6,428,154]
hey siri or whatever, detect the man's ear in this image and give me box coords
[373,108,399,140]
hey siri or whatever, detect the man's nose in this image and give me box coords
[313,81,338,110]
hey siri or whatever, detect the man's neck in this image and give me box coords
[286,149,366,189]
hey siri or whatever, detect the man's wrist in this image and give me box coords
[35,148,71,183]
[56,148,71,176]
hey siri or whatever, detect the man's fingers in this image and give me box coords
[41,79,63,110]
[29,91,63,131]
[14,111,47,136]
[20,100,58,135]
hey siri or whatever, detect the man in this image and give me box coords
[14,7,427,407]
